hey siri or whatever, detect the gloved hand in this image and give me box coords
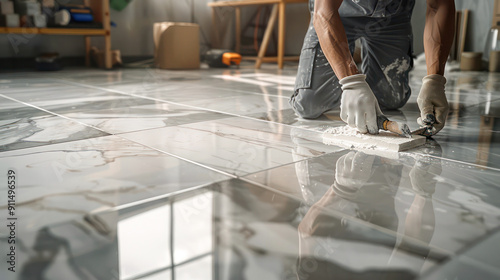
[417,74,449,135]
[409,140,443,196]
[334,151,376,197]
[339,74,384,134]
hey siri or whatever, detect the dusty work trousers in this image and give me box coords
[290,13,414,119]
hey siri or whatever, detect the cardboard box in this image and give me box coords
[153,22,200,69]
[0,1,14,15]
[0,13,19,27]
[15,1,41,15]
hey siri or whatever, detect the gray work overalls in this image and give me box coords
[290,0,416,119]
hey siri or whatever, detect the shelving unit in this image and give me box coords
[208,0,307,69]
[0,0,112,69]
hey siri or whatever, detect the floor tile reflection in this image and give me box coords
[0,135,230,234]
[244,150,500,255]
[0,179,451,280]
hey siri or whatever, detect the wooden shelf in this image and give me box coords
[0,0,112,68]
[208,0,306,7]
[0,27,107,36]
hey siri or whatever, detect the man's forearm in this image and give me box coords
[313,0,358,79]
[424,0,455,75]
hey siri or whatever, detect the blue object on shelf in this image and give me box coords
[70,13,93,22]
[60,6,94,23]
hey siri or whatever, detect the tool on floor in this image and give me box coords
[377,116,412,138]
[203,49,242,68]
[413,113,436,137]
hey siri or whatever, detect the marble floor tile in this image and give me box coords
[420,230,500,280]
[207,72,296,97]
[131,86,265,103]
[0,179,448,280]
[0,96,110,152]
[243,150,500,255]
[181,94,291,116]
[0,135,231,233]
[0,77,73,93]
[120,117,343,176]
[245,108,346,133]
[61,103,231,134]
[2,62,500,279]
[0,89,156,115]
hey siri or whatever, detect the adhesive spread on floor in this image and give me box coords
[323,125,426,152]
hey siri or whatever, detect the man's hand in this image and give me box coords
[339,74,383,134]
[417,74,449,135]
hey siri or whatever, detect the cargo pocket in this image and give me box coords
[294,45,317,91]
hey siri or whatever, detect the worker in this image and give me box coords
[290,0,455,135]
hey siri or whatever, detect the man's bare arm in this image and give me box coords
[313,0,358,79]
[424,0,455,75]
[417,0,455,135]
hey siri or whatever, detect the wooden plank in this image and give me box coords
[235,7,241,53]
[0,27,39,34]
[0,27,106,36]
[102,0,112,69]
[458,9,469,62]
[39,28,106,35]
[493,0,500,27]
[278,1,285,69]
[476,116,494,167]
[255,4,278,68]
[209,0,280,7]
[85,36,91,67]
[209,0,307,7]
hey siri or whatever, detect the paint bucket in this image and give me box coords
[489,51,500,72]
[460,52,483,71]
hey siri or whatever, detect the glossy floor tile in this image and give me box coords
[120,117,342,176]
[0,179,451,280]
[0,135,231,232]
[244,150,500,255]
[1,61,500,279]
[0,96,109,152]
[61,103,231,134]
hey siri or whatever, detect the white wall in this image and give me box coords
[2,0,490,60]
[0,0,214,58]
[0,0,308,59]
[412,0,494,56]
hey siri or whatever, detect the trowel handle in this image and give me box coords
[377,116,390,130]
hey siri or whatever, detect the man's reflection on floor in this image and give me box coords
[293,142,442,279]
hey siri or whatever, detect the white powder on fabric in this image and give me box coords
[383,57,410,77]
[382,57,410,91]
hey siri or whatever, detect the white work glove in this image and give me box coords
[417,74,449,135]
[339,74,383,134]
[333,151,375,197]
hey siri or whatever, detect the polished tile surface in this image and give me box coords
[1,61,500,279]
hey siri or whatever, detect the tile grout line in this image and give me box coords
[0,93,238,179]
[5,85,500,173]
[6,79,500,173]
